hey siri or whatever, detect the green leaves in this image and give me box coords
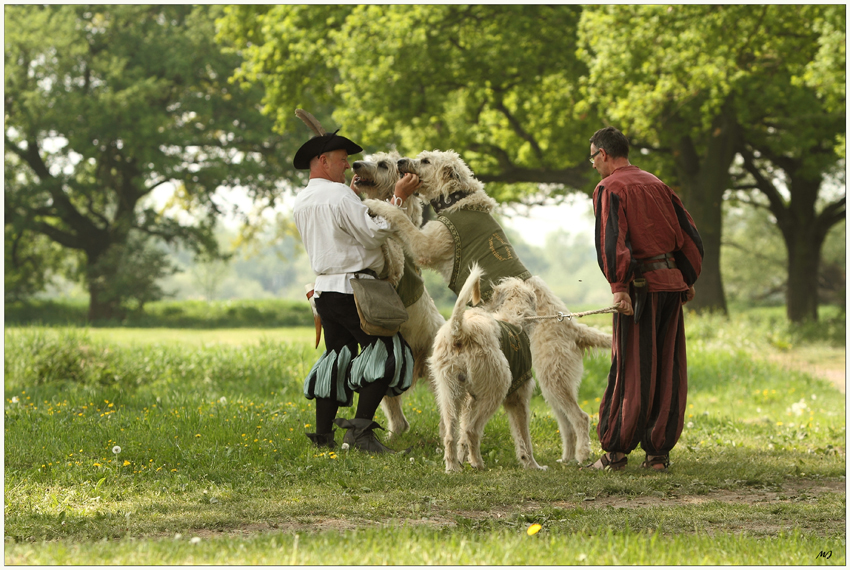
[218,5,598,199]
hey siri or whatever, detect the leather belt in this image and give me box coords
[638,253,677,273]
[354,269,378,278]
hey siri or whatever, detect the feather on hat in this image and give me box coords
[293,109,362,170]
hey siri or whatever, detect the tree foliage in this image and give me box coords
[577,5,845,319]
[4,5,286,319]
[217,5,600,202]
[218,5,845,319]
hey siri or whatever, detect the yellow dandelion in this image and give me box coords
[123,460,131,466]
[195,434,201,438]
[93,463,101,467]
[527,523,542,536]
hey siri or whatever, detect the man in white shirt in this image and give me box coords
[292,130,420,453]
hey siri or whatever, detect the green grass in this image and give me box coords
[5,526,842,565]
[4,310,846,564]
[3,326,318,347]
[4,298,314,328]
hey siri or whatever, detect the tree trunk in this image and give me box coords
[87,278,124,322]
[784,226,823,322]
[84,241,126,322]
[774,175,833,323]
[667,104,739,315]
[681,174,727,314]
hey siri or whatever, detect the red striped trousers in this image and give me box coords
[597,291,688,456]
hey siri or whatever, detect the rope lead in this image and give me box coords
[524,303,621,323]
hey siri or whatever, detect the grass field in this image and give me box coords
[4,308,846,565]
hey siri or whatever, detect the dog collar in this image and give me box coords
[430,190,469,214]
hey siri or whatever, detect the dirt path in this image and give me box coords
[764,348,846,394]
[482,478,845,512]
[174,479,844,539]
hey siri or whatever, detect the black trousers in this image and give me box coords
[305,292,411,433]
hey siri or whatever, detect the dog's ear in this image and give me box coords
[441,164,461,183]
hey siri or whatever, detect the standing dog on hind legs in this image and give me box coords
[364,150,612,464]
[431,263,545,472]
[351,151,446,436]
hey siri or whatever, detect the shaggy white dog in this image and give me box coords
[352,151,446,436]
[364,150,611,464]
[431,264,545,472]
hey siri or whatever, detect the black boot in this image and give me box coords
[305,431,336,449]
[333,418,396,454]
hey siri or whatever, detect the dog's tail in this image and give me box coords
[448,263,484,342]
[574,323,613,354]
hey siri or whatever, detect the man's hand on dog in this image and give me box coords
[393,173,420,202]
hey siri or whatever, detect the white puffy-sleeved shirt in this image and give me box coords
[293,177,392,295]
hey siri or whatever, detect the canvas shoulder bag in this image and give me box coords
[349,277,409,336]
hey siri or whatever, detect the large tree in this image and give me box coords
[4,5,288,319]
[577,5,845,318]
[218,5,843,317]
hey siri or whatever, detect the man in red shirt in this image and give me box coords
[585,127,703,472]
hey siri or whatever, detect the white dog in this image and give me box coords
[352,151,446,436]
[431,264,545,472]
[364,150,612,464]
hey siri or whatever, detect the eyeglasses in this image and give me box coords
[589,149,603,164]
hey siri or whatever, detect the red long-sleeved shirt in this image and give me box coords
[592,165,703,293]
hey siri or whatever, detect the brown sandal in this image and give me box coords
[582,452,627,471]
[641,454,669,472]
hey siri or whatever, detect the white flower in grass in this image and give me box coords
[219,397,227,404]
[435,447,442,455]
[341,443,349,451]
[686,421,694,429]
[112,446,121,454]
[789,399,807,416]
[190,537,201,545]
[10,397,19,404]
[410,457,415,463]
[174,533,183,540]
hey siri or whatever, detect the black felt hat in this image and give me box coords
[293,130,363,170]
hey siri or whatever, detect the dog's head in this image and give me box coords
[489,277,538,328]
[397,149,484,205]
[351,151,402,201]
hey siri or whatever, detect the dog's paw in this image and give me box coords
[364,198,401,222]
[574,446,592,464]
